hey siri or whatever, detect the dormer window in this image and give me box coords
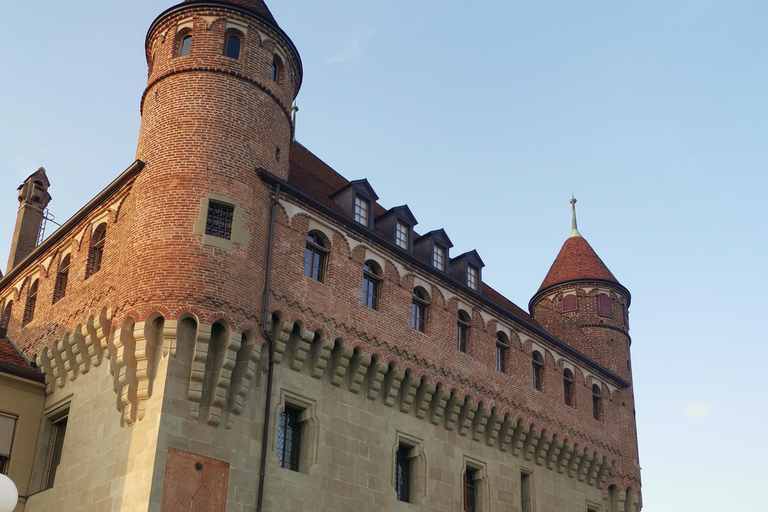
[354,196,369,226]
[467,265,478,290]
[395,221,409,250]
[433,245,445,271]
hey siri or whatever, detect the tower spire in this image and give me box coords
[569,195,582,238]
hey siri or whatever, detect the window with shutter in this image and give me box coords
[598,293,613,318]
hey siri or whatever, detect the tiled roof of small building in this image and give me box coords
[0,337,42,381]
[185,0,278,26]
[287,141,536,324]
[538,235,620,292]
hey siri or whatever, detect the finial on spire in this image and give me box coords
[569,194,582,238]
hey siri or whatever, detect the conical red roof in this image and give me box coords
[537,235,619,292]
[185,0,277,25]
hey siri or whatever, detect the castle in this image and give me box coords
[0,1,642,511]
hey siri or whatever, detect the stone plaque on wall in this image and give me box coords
[161,447,230,512]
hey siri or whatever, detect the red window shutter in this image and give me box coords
[562,294,578,312]
[598,294,613,318]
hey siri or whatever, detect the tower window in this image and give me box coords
[277,406,302,472]
[520,471,533,512]
[411,287,429,332]
[464,468,477,512]
[592,384,602,420]
[562,294,578,312]
[45,413,69,489]
[0,413,17,475]
[354,196,369,226]
[180,34,192,57]
[304,232,328,282]
[598,293,613,318]
[395,221,409,250]
[467,265,478,290]
[205,201,234,240]
[53,254,70,303]
[0,302,11,339]
[495,332,509,373]
[532,351,544,391]
[433,244,445,271]
[224,34,242,59]
[22,279,38,326]
[361,261,382,309]
[456,310,470,353]
[271,56,284,83]
[563,368,574,407]
[395,444,412,503]
[86,224,106,278]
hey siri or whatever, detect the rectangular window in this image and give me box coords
[598,293,613,318]
[277,406,302,472]
[354,196,369,226]
[433,245,445,271]
[467,266,478,290]
[395,221,409,250]
[395,445,411,503]
[464,468,477,512]
[205,201,234,240]
[45,415,68,489]
[0,413,17,475]
[495,344,507,373]
[520,471,533,512]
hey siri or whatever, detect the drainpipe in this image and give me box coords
[256,181,280,512]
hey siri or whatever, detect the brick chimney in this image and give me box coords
[6,168,51,273]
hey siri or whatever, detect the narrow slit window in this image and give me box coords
[456,310,470,353]
[495,332,509,373]
[87,224,107,278]
[395,445,411,503]
[411,288,428,332]
[520,472,533,512]
[45,415,68,489]
[592,384,602,420]
[23,279,38,325]
[532,351,544,391]
[53,254,70,303]
[464,468,477,512]
[563,369,574,407]
[277,406,302,472]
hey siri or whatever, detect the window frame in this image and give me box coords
[411,288,429,333]
[395,444,412,503]
[395,221,409,250]
[179,33,192,57]
[304,232,329,283]
[361,260,382,310]
[598,293,613,318]
[205,200,235,240]
[433,244,446,272]
[592,384,603,420]
[53,254,70,303]
[495,332,509,373]
[224,33,242,60]
[467,265,479,290]
[277,405,303,472]
[532,351,544,391]
[44,413,68,489]
[354,195,370,226]
[563,293,578,312]
[464,467,477,512]
[86,224,106,278]
[0,412,17,475]
[22,279,38,326]
[563,368,575,407]
[456,310,471,353]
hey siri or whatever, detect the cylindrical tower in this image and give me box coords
[126,0,302,322]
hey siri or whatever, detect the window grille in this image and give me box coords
[205,201,234,240]
[395,445,411,502]
[277,407,302,471]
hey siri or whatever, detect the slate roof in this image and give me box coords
[538,235,620,292]
[185,0,278,26]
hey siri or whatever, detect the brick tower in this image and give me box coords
[5,168,51,274]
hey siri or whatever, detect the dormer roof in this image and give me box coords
[329,179,379,202]
[415,229,453,249]
[537,236,619,292]
[375,205,417,227]
[450,249,485,269]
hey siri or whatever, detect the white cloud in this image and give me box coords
[684,402,710,418]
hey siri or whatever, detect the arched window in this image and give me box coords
[304,232,328,282]
[456,310,470,353]
[271,56,283,83]
[23,280,38,326]
[495,332,509,373]
[562,294,578,312]
[592,384,602,420]
[87,224,106,278]
[411,287,429,332]
[0,302,12,338]
[224,33,242,59]
[361,260,382,309]
[179,34,192,57]
[532,351,544,391]
[598,293,613,318]
[563,368,574,406]
[53,254,70,303]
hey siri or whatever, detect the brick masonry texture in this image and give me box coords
[0,1,641,511]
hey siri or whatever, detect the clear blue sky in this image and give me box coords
[1,1,766,509]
